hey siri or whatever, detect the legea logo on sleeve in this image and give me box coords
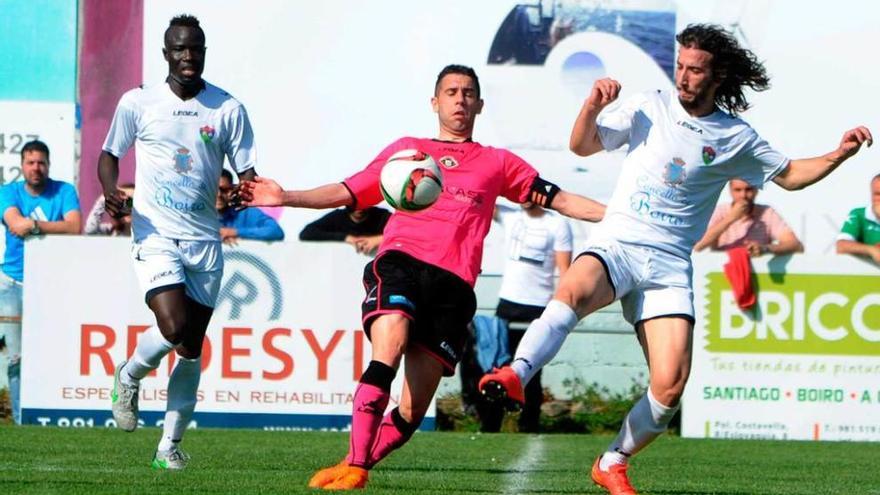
[704,272,880,356]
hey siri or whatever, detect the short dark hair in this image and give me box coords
[220,169,234,182]
[165,14,204,45]
[872,173,880,183]
[21,140,50,161]
[676,24,769,116]
[169,14,201,30]
[434,64,481,99]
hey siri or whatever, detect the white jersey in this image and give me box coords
[591,90,789,259]
[103,81,256,241]
[497,204,573,307]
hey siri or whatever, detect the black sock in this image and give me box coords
[359,360,396,391]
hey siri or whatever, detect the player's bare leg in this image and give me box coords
[310,313,409,489]
[367,345,443,466]
[112,288,187,432]
[593,316,692,494]
[480,255,614,406]
[152,296,212,470]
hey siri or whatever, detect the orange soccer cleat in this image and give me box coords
[308,460,350,488]
[478,366,525,409]
[322,466,369,490]
[591,456,638,495]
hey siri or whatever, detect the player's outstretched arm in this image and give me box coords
[569,78,621,157]
[549,190,606,222]
[773,126,873,190]
[237,177,352,210]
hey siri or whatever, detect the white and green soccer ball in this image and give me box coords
[379,149,443,211]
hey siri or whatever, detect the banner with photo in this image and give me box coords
[20,237,433,430]
[682,254,880,441]
[135,0,880,255]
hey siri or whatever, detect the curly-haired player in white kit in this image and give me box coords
[480,23,872,495]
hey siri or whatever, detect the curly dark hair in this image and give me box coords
[676,24,769,116]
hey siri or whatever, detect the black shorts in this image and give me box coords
[495,298,545,326]
[362,250,477,376]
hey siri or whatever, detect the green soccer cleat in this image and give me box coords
[151,446,190,470]
[111,360,140,432]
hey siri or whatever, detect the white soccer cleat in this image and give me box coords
[151,445,190,470]
[111,360,140,432]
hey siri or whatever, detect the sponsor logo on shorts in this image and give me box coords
[172,148,193,174]
[440,341,458,360]
[364,286,378,304]
[438,155,459,169]
[217,251,283,321]
[389,294,415,310]
[150,270,175,283]
[199,125,216,143]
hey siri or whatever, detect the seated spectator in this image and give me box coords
[84,183,134,236]
[299,206,390,254]
[695,178,803,256]
[218,169,284,244]
[836,173,880,264]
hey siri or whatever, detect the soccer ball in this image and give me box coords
[379,149,443,211]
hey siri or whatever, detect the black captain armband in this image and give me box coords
[528,177,560,208]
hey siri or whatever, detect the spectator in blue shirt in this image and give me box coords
[0,140,81,424]
[217,169,284,244]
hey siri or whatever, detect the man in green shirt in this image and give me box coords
[836,173,880,264]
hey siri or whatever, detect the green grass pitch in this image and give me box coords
[1,426,879,494]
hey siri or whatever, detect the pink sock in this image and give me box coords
[367,409,414,467]
[346,383,390,468]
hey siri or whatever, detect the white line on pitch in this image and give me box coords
[502,435,545,495]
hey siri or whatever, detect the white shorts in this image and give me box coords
[131,236,224,308]
[580,237,694,326]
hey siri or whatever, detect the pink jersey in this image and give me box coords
[344,137,539,286]
[710,202,793,250]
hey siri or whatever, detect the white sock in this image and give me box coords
[158,356,201,452]
[509,299,578,385]
[601,388,679,470]
[122,326,174,385]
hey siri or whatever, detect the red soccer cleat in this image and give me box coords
[322,466,369,490]
[478,366,525,409]
[308,460,350,488]
[591,456,637,495]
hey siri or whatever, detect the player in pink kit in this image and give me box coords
[237,64,605,490]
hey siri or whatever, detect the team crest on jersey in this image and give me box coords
[438,155,459,169]
[663,158,687,186]
[173,148,193,174]
[702,146,716,165]
[199,125,215,143]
